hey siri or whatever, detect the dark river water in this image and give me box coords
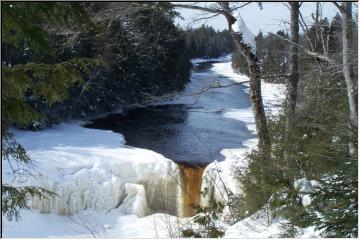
[84,59,255,166]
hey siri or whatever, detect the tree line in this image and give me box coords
[184,25,234,58]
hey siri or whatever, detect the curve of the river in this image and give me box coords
[85,57,255,166]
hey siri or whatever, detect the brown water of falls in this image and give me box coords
[178,163,205,217]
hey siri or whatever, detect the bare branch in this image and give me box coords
[270,33,337,65]
[172,4,224,15]
[172,3,237,28]
[298,11,315,51]
[282,2,291,10]
[185,13,221,29]
[333,2,344,12]
[230,2,252,11]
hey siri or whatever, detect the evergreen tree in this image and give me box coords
[1,2,99,221]
[184,25,234,58]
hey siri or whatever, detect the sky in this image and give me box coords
[174,2,341,35]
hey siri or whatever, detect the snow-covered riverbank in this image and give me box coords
[202,58,320,238]
[199,55,286,209]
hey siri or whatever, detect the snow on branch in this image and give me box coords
[173,2,256,51]
[231,13,256,51]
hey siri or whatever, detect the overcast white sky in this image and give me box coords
[174,2,341,35]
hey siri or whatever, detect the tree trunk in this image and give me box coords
[221,2,270,157]
[230,30,270,157]
[341,2,357,156]
[284,2,300,161]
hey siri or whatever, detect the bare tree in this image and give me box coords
[172,2,270,158]
[272,2,357,157]
[333,2,358,156]
[284,2,300,162]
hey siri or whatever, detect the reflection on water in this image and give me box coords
[85,60,255,165]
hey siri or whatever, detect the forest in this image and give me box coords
[2,1,358,238]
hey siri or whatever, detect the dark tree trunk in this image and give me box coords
[284,2,300,161]
[230,30,270,157]
[221,2,270,157]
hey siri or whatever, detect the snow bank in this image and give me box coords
[261,80,286,116]
[3,122,180,217]
[224,209,284,238]
[211,60,249,84]
[3,209,181,238]
[212,60,286,117]
[224,208,322,238]
[201,59,286,225]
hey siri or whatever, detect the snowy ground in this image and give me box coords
[3,209,182,238]
[224,207,322,238]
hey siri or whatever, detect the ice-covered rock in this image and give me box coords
[118,183,148,217]
[200,139,257,210]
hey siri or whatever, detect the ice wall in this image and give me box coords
[3,122,181,217]
[200,139,257,210]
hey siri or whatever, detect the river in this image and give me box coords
[84,57,255,167]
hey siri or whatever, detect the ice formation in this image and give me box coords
[3,122,181,217]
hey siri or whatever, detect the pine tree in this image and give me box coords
[1,2,99,221]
